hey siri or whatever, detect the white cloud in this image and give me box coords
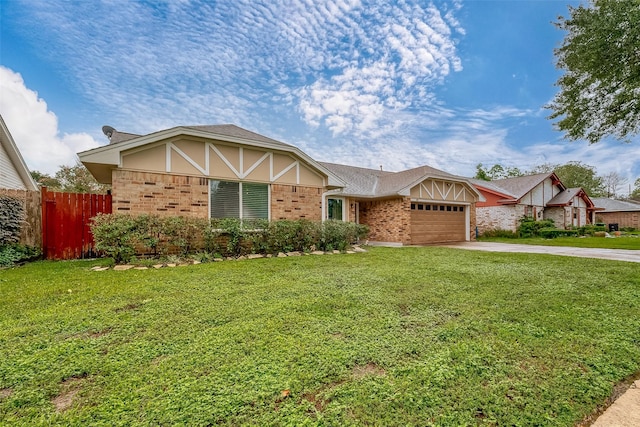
[0,67,101,175]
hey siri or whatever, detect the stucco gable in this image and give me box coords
[79,125,345,188]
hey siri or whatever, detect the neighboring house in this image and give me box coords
[472,173,596,234]
[591,198,640,230]
[79,124,481,245]
[0,115,41,247]
[0,115,38,191]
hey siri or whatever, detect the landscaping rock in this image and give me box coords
[113,265,134,271]
[133,266,148,270]
[352,246,367,253]
[92,267,110,271]
[166,263,177,267]
[286,251,301,256]
[311,251,325,255]
[153,264,164,269]
[277,252,287,258]
[247,254,264,259]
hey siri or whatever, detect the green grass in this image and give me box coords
[1,247,639,426]
[479,234,640,250]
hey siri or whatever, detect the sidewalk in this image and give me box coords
[442,241,640,425]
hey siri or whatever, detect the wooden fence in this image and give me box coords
[41,188,112,260]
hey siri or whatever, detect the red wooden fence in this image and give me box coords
[41,188,112,260]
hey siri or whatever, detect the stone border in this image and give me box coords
[90,246,368,271]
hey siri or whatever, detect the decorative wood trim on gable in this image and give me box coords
[121,138,325,187]
[409,179,474,203]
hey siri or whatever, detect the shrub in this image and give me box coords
[578,224,606,236]
[90,214,139,263]
[91,214,369,263]
[517,217,554,238]
[0,195,24,246]
[0,244,41,268]
[480,229,518,238]
[538,228,579,239]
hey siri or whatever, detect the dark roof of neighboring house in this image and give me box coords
[468,178,516,198]
[491,173,563,200]
[547,187,594,207]
[320,162,479,199]
[592,198,640,212]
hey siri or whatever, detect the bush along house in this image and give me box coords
[79,125,482,245]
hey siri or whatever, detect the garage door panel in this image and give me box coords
[410,203,466,244]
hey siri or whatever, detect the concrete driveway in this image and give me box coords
[442,241,640,263]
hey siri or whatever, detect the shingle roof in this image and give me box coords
[109,130,141,144]
[592,198,640,212]
[468,178,516,198]
[490,173,557,200]
[318,162,392,196]
[184,124,294,148]
[106,124,294,149]
[547,188,588,206]
[320,162,472,198]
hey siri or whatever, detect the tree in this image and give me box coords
[531,161,606,196]
[630,178,640,201]
[474,163,524,181]
[601,171,627,198]
[548,0,640,144]
[31,163,110,193]
[30,170,61,188]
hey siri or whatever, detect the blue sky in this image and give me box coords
[1,0,638,194]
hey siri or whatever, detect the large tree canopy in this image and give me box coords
[31,163,110,194]
[530,161,606,196]
[548,0,640,144]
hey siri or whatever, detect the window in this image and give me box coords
[418,204,424,210]
[210,180,268,219]
[328,198,343,220]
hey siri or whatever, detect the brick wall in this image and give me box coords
[112,170,209,217]
[113,171,324,221]
[270,184,322,221]
[597,212,640,229]
[476,205,527,234]
[469,203,477,241]
[359,197,411,244]
[0,188,41,247]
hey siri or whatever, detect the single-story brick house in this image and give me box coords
[79,124,482,245]
[472,172,596,234]
[591,198,640,230]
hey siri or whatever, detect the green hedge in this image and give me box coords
[538,228,580,239]
[517,217,555,238]
[90,214,369,263]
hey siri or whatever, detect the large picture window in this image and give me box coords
[210,180,268,219]
[327,198,343,220]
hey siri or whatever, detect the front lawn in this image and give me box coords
[479,234,640,250]
[1,247,639,426]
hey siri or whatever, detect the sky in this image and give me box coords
[1,0,639,194]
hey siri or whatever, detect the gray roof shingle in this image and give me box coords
[320,162,468,198]
[592,198,640,212]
